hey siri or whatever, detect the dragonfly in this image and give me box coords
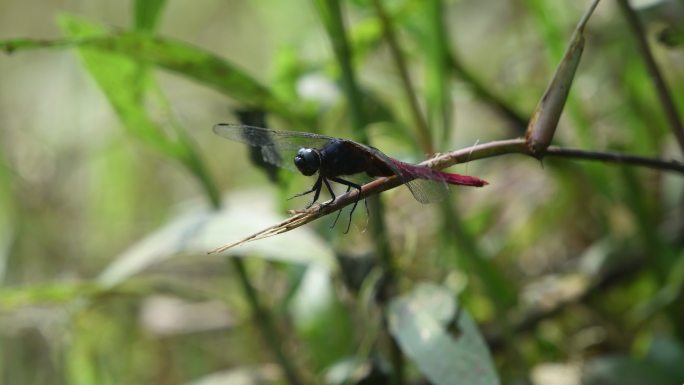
[213,124,488,232]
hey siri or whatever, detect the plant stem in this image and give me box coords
[230,258,306,385]
[315,0,367,142]
[424,0,451,144]
[616,0,684,157]
[314,1,402,383]
[371,0,433,154]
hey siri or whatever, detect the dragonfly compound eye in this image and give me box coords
[294,148,321,176]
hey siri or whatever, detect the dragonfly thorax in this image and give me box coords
[294,147,321,176]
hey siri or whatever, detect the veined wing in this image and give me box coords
[343,143,449,204]
[391,164,450,204]
[390,159,487,203]
[214,124,484,203]
[359,145,486,204]
[213,124,335,172]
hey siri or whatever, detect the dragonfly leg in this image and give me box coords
[321,177,347,230]
[329,177,362,234]
[331,184,352,230]
[290,176,323,209]
[322,177,336,205]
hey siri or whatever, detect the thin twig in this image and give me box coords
[616,0,684,157]
[372,0,433,154]
[545,146,684,172]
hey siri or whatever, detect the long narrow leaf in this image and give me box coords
[3,17,313,126]
[58,15,182,158]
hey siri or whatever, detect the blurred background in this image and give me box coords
[1,0,683,384]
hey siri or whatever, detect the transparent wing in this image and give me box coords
[404,178,449,204]
[214,123,452,203]
[213,124,335,172]
[359,146,449,204]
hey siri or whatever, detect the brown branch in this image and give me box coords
[208,139,525,252]
[616,0,684,157]
[208,138,683,253]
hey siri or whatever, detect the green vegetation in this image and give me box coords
[1,0,683,384]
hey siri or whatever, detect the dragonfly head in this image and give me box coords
[294,147,321,176]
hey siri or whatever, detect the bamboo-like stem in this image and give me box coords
[313,2,403,383]
[616,0,684,157]
[313,0,394,275]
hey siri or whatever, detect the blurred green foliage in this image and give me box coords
[1,0,683,384]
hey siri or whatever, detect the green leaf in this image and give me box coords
[57,14,182,158]
[15,13,315,126]
[78,31,309,124]
[134,0,166,32]
[3,20,314,125]
[388,283,500,385]
[58,14,222,207]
